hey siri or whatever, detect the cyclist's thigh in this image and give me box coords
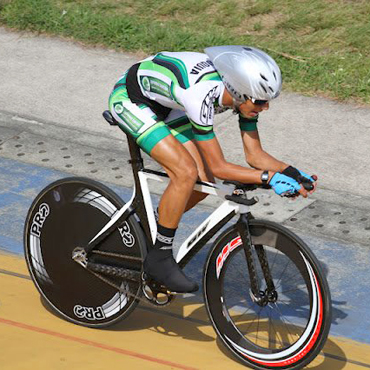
[165,111,214,182]
[109,85,172,155]
[150,134,197,178]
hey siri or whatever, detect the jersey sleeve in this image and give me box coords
[179,81,223,142]
[239,114,258,132]
[189,118,215,141]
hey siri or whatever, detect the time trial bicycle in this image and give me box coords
[24,110,332,369]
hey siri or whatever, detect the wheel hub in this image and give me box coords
[250,288,278,307]
[72,247,88,268]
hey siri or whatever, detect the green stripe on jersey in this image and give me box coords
[139,60,176,82]
[197,71,222,82]
[154,53,190,88]
[193,131,215,141]
[191,121,213,132]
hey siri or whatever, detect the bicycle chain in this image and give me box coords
[91,250,142,262]
[86,264,175,307]
[87,261,140,281]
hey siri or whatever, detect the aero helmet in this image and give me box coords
[204,45,282,102]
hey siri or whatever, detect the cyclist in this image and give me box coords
[108,45,316,293]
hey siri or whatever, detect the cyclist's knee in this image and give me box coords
[176,160,198,184]
[165,157,197,187]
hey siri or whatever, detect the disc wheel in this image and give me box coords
[24,177,146,327]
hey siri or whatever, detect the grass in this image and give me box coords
[1,0,370,105]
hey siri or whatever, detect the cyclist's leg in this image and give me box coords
[164,110,214,212]
[150,135,199,228]
[145,138,199,292]
[109,89,198,292]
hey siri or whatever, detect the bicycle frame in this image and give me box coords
[85,135,251,269]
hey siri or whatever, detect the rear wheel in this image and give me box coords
[24,177,146,327]
[204,220,331,369]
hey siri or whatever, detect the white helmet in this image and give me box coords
[204,45,282,102]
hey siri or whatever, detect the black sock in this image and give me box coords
[153,224,176,256]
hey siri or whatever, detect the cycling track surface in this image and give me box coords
[1,157,370,369]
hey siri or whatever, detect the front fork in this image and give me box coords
[236,213,277,307]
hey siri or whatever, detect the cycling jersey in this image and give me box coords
[109,51,258,154]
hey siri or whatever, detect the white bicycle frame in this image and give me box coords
[88,168,252,264]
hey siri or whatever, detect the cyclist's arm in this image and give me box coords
[196,135,309,197]
[195,136,273,184]
[240,130,289,172]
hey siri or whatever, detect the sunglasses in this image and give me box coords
[248,97,269,105]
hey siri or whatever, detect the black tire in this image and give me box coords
[204,219,331,369]
[24,177,146,328]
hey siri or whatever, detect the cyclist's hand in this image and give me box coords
[282,166,317,194]
[269,173,303,197]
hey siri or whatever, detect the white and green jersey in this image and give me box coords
[109,51,258,154]
[136,51,257,140]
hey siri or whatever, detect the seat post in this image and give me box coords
[127,135,144,174]
[126,134,152,244]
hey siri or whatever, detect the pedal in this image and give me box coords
[141,272,175,306]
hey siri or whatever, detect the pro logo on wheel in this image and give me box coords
[74,305,106,320]
[30,203,50,237]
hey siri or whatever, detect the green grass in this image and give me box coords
[1,0,370,104]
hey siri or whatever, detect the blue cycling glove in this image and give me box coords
[298,170,315,183]
[269,173,301,196]
[282,166,314,184]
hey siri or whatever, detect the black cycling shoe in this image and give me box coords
[143,249,199,293]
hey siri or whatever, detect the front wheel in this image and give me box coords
[24,177,146,328]
[204,219,331,369]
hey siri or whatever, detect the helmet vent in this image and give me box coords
[269,86,274,92]
[260,73,268,81]
[243,47,253,51]
[273,71,277,80]
[259,83,268,93]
